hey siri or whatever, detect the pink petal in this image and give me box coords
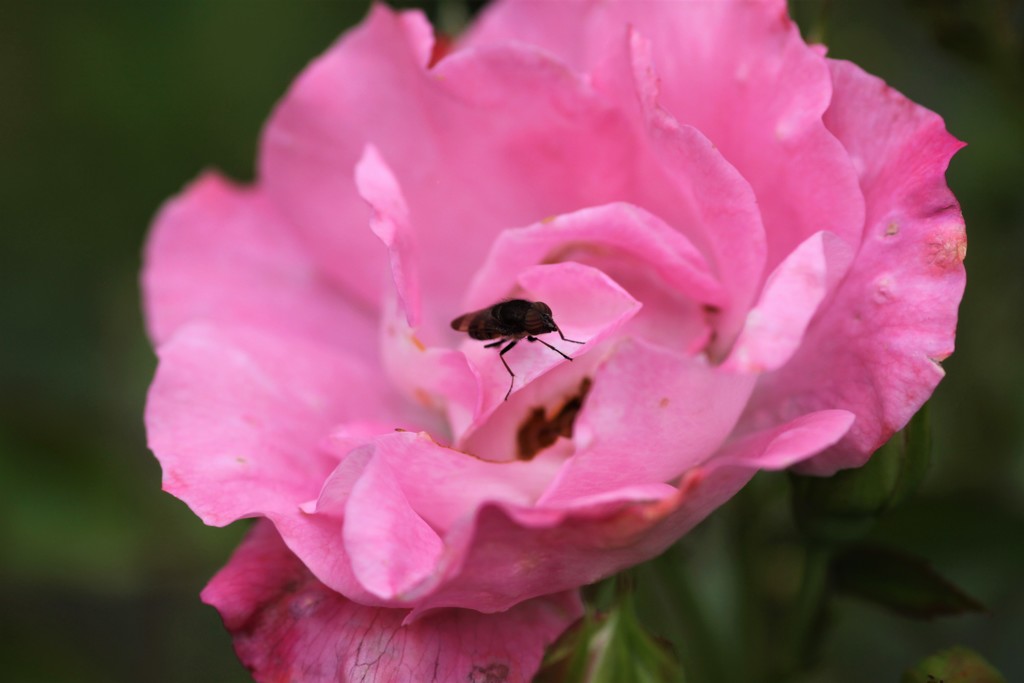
[464,202,723,312]
[623,29,767,346]
[407,408,853,616]
[635,1,866,273]
[745,61,966,474]
[142,173,374,357]
[538,338,756,506]
[465,0,865,274]
[202,520,583,683]
[146,323,411,601]
[262,4,639,328]
[709,409,856,471]
[344,450,445,599]
[355,144,421,327]
[378,295,481,436]
[722,231,854,373]
[315,431,561,532]
[258,6,425,312]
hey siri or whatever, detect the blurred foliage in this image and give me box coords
[0,1,1022,682]
[902,646,1008,683]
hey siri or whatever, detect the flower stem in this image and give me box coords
[775,542,832,682]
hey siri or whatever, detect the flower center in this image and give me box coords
[515,378,592,460]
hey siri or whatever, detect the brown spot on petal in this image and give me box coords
[885,221,900,236]
[540,215,558,225]
[413,387,435,408]
[468,663,509,683]
[659,397,670,408]
[410,334,427,352]
[516,378,592,460]
[925,223,967,272]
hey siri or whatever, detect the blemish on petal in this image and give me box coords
[885,222,899,236]
[468,662,510,683]
[413,387,435,408]
[516,378,592,460]
[540,215,558,225]
[925,225,968,271]
[659,397,670,408]
[873,274,895,303]
[234,456,247,464]
[409,334,426,352]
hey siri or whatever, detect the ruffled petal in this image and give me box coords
[722,231,853,373]
[355,144,421,327]
[202,520,583,683]
[464,202,723,312]
[262,4,638,329]
[465,0,865,273]
[142,173,374,357]
[145,323,413,601]
[538,338,756,506]
[344,450,445,599]
[746,61,966,474]
[624,29,767,345]
[314,431,562,532]
[405,407,851,617]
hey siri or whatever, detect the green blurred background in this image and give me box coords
[1,1,1021,681]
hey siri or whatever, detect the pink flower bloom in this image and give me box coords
[143,0,965,680]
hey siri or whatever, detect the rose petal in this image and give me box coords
[146,323,413,601]
[624,29,767,346]
[146,323,402,526]
[404,408,853,617]
[464,202,723,312]
[379,294,481,436]
[538,338,756,506]
[263,5,639,331]
[745,61,966,474]
[344,450,445,599]
[141,173,374,357]
[465,0,865,273]
[259,6,425,311]
[202,520,582,683]
[315,431,562,531]
[722,230,854,373]
[708,409,856,471]
[355,144,421,327]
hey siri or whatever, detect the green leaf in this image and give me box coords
[535,591,684,683]
[832,545,985,619]
[902,646,1008,683]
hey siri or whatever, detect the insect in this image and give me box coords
[451,300,584,401]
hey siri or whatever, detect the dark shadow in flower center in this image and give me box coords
[516,377,592,461]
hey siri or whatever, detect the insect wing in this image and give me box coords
[451,307,504,340]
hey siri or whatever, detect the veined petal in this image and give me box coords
[746,61,966,474]
[202,520,582,683]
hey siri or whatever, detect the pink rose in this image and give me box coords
[143,0,965,680]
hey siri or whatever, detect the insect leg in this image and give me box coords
[498,340,518,400]
[556,328,585,344]
[527,336,574,361]
[483,340,504,349]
